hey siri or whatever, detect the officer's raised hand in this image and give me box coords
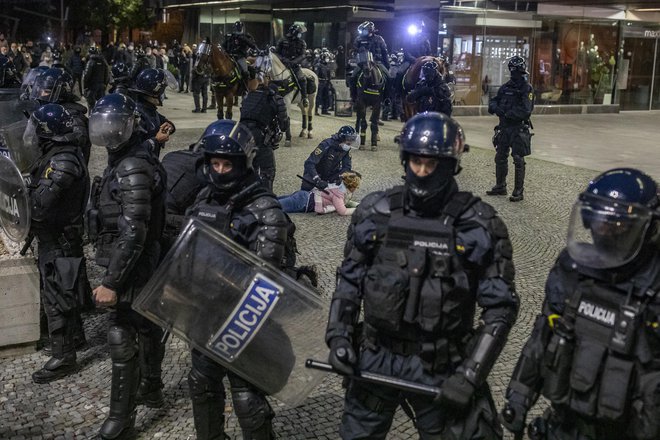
[328,337,356,376]
[439,372,475,409]
[500,395,528,435]
[93,285,118,307]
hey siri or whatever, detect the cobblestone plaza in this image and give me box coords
[2,92,659,439]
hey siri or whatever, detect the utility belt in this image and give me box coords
[37,225,84,257]
[363,324,464,373]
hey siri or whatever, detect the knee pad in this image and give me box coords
[108,325,138,362]
[231,388,274,432]
[512,155,525,168]
[188,368,225,402]
[494,150,509,164]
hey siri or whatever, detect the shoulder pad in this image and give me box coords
[245,194,280,212]
[49,152,83,176]
[115,156,154,177]
[459,200,509,237]
[353,190,389,224]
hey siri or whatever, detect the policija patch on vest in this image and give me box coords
[208,274,282,362]
[577,300,616,327]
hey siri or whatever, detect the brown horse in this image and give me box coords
[194,40,248,120]
[400,56,448,121]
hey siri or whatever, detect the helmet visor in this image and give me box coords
[89,112,135,149]
[164,69,179,91]
[22,118,39,151]
[30,75,61,102]
[567,194,652,269]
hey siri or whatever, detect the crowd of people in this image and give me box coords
[1,18,660,440]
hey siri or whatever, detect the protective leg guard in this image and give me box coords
[136,325,166,408]
[510,156,525,202]
[486,158,509,195]
[230,378,275,440]
[188,369,227,440]
[99,325,139,440]
[32,329,78,384]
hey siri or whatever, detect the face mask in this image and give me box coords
[340,143,353,151]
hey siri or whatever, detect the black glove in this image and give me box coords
[314,177,329,190]
[328,337,357,376]
[440,373,476,409]
[500,398,528,434]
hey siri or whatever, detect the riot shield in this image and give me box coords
[163,69,179,92]
[0,91,39,172]
[0,155,31,242]
[133,218,328,406]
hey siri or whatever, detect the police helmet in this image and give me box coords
[508,55,527,73]
[29,68,73,103]
[336,125,358,145]
[88,46,98,55]
[52,50,62,62]
[567,168,659,270]
[111,62,130,80]
[399,112,466,175]
[234,21,244,34]
[196,120,256,190]
[288,24,307,38]
[358,21,375,36]
[24,104,74,148]
[421,61,438,80]
[88,93,140,152]
[135,47,146,57]
[132,68,168,103]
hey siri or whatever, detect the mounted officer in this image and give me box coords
[502,168,660,440]
[25,104,89,384]
[401,20,432,74]
[406,60,452,116]
[326,112,518,439]
[222,21,257,87]
[349,21,390,104]
[276,23,309,107]
[486,55,534,202]
[239,74,289,191]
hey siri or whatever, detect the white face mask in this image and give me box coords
[340,143,354,151]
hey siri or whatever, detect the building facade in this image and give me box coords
[163,0,660,110]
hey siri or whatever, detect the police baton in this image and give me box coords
[19,233,34,256]
[296,174,331,195]
[305,354,442,400]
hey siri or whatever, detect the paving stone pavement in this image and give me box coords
[0,92,606,439]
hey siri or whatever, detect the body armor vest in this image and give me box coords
[161,149,205,215]
[542,266,660,439]
[241,89,275,127]
[86,56,106,86]
[280,38,304,61]
[495,80,531,125]
[362,188,477,347]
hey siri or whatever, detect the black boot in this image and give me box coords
[99,357,139,439]
[188,369,227,440]
[299,78,309,107]
[135,331,166,408]
[42,313,88,356]
[486,162,508,196]
[32,330,78,383]
[509,159,525,202]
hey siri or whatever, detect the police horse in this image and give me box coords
[253,50,318,147]
[400,56,448,121]
[195,39,250,120]
[354,50,386,151]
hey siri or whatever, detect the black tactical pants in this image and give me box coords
[340,346,502,440]
[189,349,274,440]
[192,76,210,111]
[290,65,307,100]
[493,124,529,193]
[318,80,331,112]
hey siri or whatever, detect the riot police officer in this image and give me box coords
[88,93,168,439]
[276,23,309,106]
[326,112,518,439]
[130,47,151,81]
[0,54,21,87]
[501,167,660,440]
[30,68,92,163]
[82,46,109,110]
[222,20,257,86]
[25,104,89,384]
[402,20,432,69]
[406,60,452,116]
[486,55,534,202]
[301,125,356,191]
[350,21,389,103]
[51,50,72,75]
[239,75,289,192]
[186,119,291,440]
[314,53,332,115]
[130,68,175,158]
[109,62,131,95]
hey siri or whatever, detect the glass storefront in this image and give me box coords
[618,26,660,110]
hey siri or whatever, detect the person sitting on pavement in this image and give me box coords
[313,170,362,216]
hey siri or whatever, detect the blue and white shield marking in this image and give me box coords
[208,273,282,362]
